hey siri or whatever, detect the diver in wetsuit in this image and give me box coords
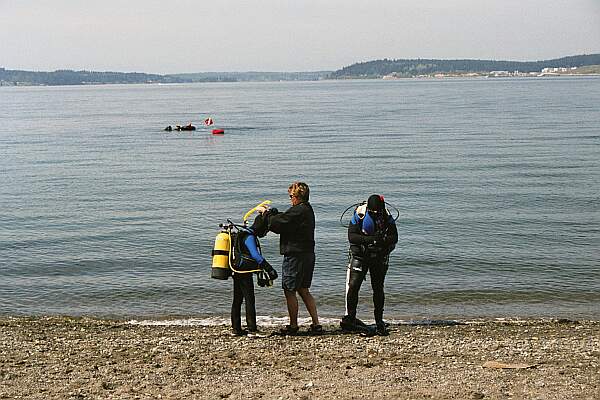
[341,194,398,336]
[230,213,278,336]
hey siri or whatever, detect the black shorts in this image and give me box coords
[282,253,315,291]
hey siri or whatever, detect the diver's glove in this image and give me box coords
[260,260,278,281]
[257,270,273,287]
[364,234,380,246]
[364,234,386,254]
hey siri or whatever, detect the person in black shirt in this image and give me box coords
[259,182,321,335]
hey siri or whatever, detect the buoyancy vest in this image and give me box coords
[229,230,262,274]
[350,205,396,258]
[352,204,392,235]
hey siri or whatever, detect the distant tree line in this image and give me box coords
[0,68,332,86]
[169,71,331,82]
[0,68,184,86]
[328,54,600,78]
[2,54,598,86]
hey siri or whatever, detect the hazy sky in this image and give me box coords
[1,0,599,74]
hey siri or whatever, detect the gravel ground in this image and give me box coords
[0,317,598,399]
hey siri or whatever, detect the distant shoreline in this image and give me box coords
[2,53,599,86]
[2,73,600,87]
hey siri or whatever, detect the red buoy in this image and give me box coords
[212,129,225,135]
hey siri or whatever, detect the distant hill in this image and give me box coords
[0,68,331,86]
[0,68,184,86]
[329,54,600,78]
[3,54,599,86]
[168,71,331,82]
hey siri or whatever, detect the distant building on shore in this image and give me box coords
[538,66,578,76]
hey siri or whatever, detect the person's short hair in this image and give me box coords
[288,181,310,202]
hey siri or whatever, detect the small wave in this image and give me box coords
[127,316,569,327]
[129,316,343,327]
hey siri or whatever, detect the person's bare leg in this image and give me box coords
[298,288,319,326]
[284,289,299,327]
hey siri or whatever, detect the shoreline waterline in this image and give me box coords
[3,314,598,327]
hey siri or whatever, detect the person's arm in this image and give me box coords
[268,205,303,234]
[348,213,377,245]
[243,235,265,265]
[383,219,398,247]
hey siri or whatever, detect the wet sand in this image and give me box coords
[1,317,599,399]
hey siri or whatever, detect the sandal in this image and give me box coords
[308,324,323,335]
[279,325,300,336]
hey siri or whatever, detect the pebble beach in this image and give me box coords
[1,317,598,399]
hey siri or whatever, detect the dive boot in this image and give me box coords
[231,328,249,336]
[247,327,267,338]
[354,317,367,328]
[340,316,371,333]
[375,322,389,336]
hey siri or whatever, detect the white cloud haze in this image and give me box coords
[1,0,598,73]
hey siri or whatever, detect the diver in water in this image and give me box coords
[341,194,398,336]
[230,213,278,336]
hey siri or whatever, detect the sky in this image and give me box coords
[1,0,599,74]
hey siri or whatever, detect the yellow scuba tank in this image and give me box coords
[211,230,232,280]
[212,201,271,280]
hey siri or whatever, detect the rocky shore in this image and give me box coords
[1,317,598,399]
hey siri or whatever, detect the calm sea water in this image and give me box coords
[1,78,599,321]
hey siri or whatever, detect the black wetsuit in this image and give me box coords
[230,230,261,333]
[344,209,398,327]
[231,273,257,332]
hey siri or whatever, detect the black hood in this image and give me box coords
[250,213,268,238]
[367,194,385,212]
